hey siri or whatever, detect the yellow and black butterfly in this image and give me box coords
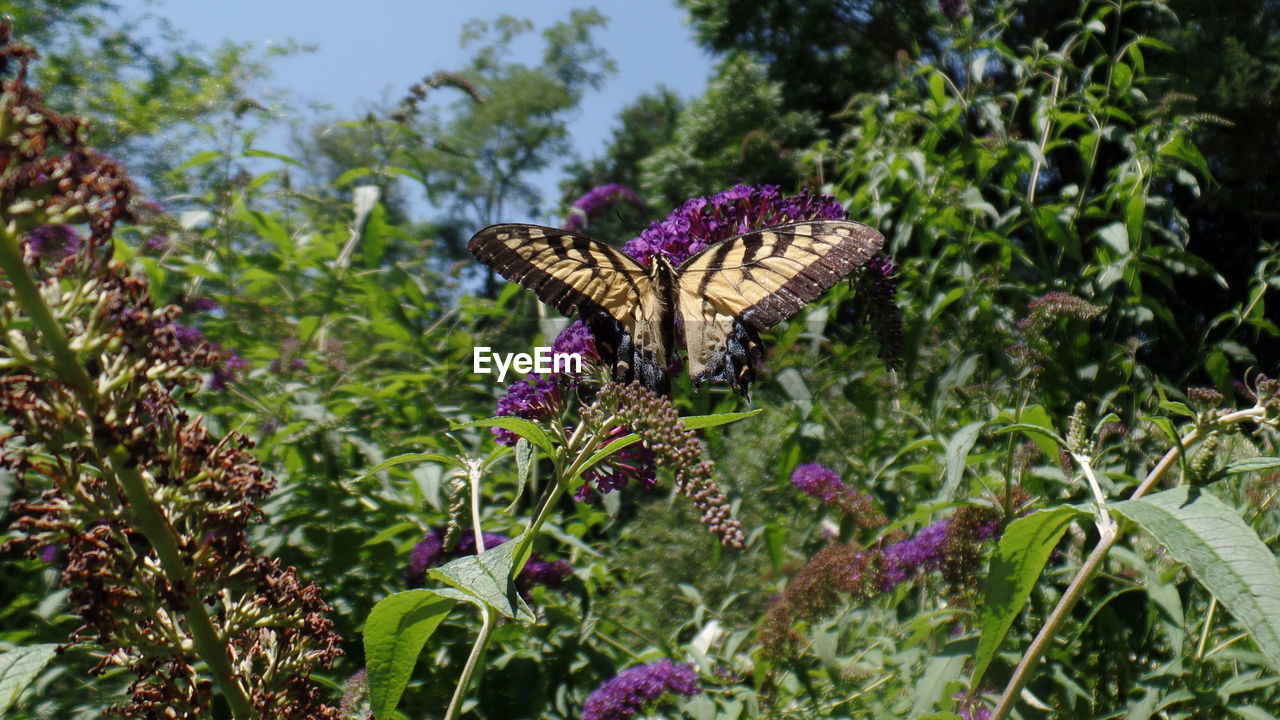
[467,220,885,396]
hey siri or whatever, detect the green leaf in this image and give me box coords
[1222,456,1280,476]
[941,421,986,499]
[993,421,1065,461]
[363,591,456,720]
[355,452,458,483]
[911,637,974,716]
[1098,222,1130,256]
[764,522,787,574]
[172,149,224,173]
[453,417,555,456]
[242,148,304,167]
[576,432,641,482]
[1112,486,1280,673]
[0,644,58,715]
[973,506,1088,688]
[428,537,536,622]
[681,408,763,430]
[506,438,533,512]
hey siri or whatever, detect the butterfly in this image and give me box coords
[467,220,885,397]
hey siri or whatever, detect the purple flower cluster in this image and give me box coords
[161,321,248,391]
[493,374,563,446]
[406,527,573,593]
[790,463,846,502]
[582,660,702,720]
[867,513,1001,593]
[576,427,658,501]
[622,184,847,266]
[25,224,81,260]
[565,183,644,232]
[790,463,885,528]
[551,320,599,364]
[955,692,993,720]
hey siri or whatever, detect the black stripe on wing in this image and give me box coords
[467,223,647,321]
[676,220,885,331]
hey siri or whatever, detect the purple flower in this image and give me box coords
[622,184,848,266]
[144,235,171,252]
[879,519,952,590]
[493,374,563,446]
[576,427,657,501]
[565,183,644,232]
[857,510,1003,594]
[790,463,845,502]
[25,225,81,259]
[406,527,572,593]
[955,692,992,720]
[552,320,599,365]
[162,322,207,348]
[188,296,220,312]
[582,660,702,720]
[790,463,885,527]
[208,352,249,391]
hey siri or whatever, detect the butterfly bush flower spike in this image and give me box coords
[790,463,885,528]
[565,183,643,232]
[582,660,702,720]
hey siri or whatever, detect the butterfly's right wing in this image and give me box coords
[467,224,671,391]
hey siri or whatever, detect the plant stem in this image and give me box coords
[988,406,1264,720]
[0,230,259,720]
[443,604,496,720]
[1195,596,1218,660]
[443,418,607,718]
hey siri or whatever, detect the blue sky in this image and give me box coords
[118,1,715,217]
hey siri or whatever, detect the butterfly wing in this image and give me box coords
[674,220,885,394]
[467,224,672,391]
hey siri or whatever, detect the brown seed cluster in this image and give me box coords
[592,382,746,548]
[0,25,340,719]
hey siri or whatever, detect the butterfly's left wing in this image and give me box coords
[674,220,884,395]
[467,224,673,392]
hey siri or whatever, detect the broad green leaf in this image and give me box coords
[911,637,974,716]
[941,421,986,499]
[453,417,555,456]
[1098,222,1129,255]
[364,591,456,720]
[355,452,457,483]
[0,644,58,715]
[1112,486,1280,673]
[428,538,536,622]
[973,506,1088,688]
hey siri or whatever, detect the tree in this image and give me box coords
[0,0,278,189]
[408,11,615,248]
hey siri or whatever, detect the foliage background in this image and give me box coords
[2,0,1279,718]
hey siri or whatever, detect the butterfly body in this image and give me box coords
[468,220,884,397]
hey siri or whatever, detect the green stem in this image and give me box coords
[443,602,496,720]
[444,422,600,718]
[0,227,259,720]
[987,406,1264,720]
